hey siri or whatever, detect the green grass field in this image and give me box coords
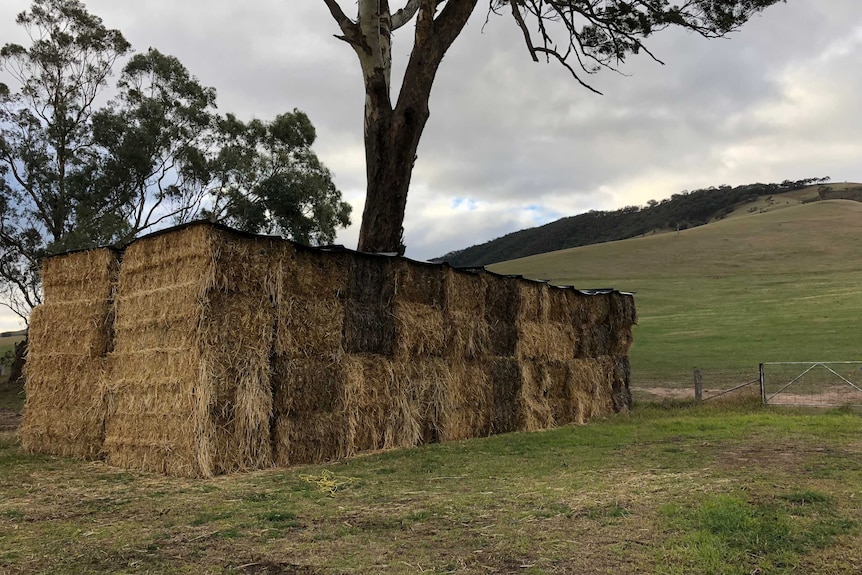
[2,399,860,574]
[491,200,862,391]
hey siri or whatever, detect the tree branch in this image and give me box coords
[392,0,422,29]
[510,1,538,62]
[321,0,371,53]
[533,47,603,95]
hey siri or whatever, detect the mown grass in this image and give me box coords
[2,399,860,574]
[491,200,862,389]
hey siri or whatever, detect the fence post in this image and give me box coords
[694,368,703,401]
[759,363,766,404]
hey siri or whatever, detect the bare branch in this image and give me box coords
[533,47,603,95]
[392,0,422,29]
[322,0,371,53]
[510,1,538,62]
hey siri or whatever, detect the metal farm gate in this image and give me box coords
[760,362,862,407]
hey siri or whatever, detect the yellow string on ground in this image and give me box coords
[299,469,358,496]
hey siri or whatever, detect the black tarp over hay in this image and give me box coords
[23,221,636,477]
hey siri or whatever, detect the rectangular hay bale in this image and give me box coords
[343,255,395,355]
[443,268,489,359]
[440,362,492,440]
[485,275,520,357]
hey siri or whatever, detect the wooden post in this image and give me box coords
[694,368,703,401]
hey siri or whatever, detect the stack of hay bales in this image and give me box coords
[484,273,562,434]
[483,274,636,434]
[21,248,119,459]
[439,267,492,440]
[384,260,447,449]
[271,244,351,466]
[23,221,637,477]
[104,225,279,477]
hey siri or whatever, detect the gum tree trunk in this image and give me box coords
[323,0,477,254]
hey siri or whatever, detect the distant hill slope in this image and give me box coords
[490,199,862,283]
[437,179,860,267]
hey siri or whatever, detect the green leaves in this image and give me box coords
[0,0,349,322]
[208,112,351,245]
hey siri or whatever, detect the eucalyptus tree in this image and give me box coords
[0,0,130,318]
[0,0,350,322]
[322,0,784,254]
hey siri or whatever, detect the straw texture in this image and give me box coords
[23,221,637,477]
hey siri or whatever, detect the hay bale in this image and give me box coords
[518,281,549,323]
[21,351,110,459]
[611,355,633,412]
[608,292,636,357]
[443,268,489,359]
[104,375,203,477]
[485,275,520,357]
[516,319,549,359]
[21,248,119,459]
[517,358,553,432]
[199,290,274,474]
[489,357,522,434]
[271,356,350,466]
[517,284,579,361]
[568,358,615,420]
[440,361,492,440]
[385,358,438,449]
[343,255,395,355]
[344,353,393,453]
[104,225,215,476]
[275,246,348,359]
[41,248,120,303]
[26,299,114,358]
[609,292,638,327]
[581,292,611,325]
[544,360,573,426]
[393,301,445,357]
[273,356,345,415]
[188,230,278,474]
[272,412,350,466]
[391,258,446,358]
[578,323,612,358]
[488,356,554,434]
[394,259,444,306]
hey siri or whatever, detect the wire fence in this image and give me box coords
[631,362,862,408]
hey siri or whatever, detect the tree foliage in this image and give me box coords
[322,0,785,254]
[203,112,351,245]
[0,0,350,321]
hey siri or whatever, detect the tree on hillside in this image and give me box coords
[0,0,350,322]
[322,0,784,255]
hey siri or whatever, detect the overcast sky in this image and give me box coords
[1,0,861,330]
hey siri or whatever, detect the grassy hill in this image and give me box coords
[490,200,862,392]
[439,179,860,267]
